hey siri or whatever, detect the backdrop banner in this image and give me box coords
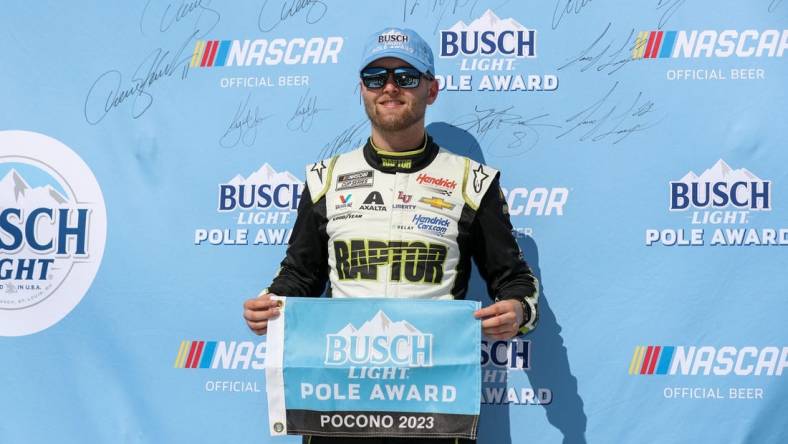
[2,1,786,443]
[265,297,481,439]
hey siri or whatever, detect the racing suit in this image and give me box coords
[267,135,539,444]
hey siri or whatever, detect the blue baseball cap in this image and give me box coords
[359,27,435,78]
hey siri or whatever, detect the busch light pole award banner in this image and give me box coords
[265,297,481,439]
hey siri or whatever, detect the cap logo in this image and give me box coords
[379,34,409,43]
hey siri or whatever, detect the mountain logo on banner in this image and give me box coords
[0,130,107,337]
[0,170,69,206]
[436,10,557,92]
[220,163,303,211]
[646,159,784,247]
[195,163,303,246]
[440,9,536,58]
[325,310,434,367]
[670,159,770,211]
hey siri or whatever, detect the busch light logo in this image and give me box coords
[0,131,107,336]
[195,164,302,246]
[436,10,556,93]
[670,159,770,211]
[440,10,536,58]
[325,311,433,367]
[379,30,408,44]
[646,159,784,247]
[218,163,301,211]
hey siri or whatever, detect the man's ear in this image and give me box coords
[426,78,439,105]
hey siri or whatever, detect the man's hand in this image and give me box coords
[243,292,281,335]
[474,299,524,340]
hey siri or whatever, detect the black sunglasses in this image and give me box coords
[360,66,433,89]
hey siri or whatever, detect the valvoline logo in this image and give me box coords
[325,311,433,367]
[440,10,536,58]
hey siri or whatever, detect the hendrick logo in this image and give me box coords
[0,131,107,336]
[416,173,456,190]
[325,310,433,367]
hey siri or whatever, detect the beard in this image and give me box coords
[363,95,426,132]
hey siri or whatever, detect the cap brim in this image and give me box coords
[359,50,432,76]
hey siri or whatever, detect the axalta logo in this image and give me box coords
[195,164,302,246]
[0,131,107,337]
[628,345,787,376]
[174,339,266,370]
[440,10,535,58]
[416,173,456,190]
[325,311,433,367]
[190,37,343,68]
[646,160,785,247]
[669,159,770,211]
[501,187,569,216]
[633,29,788,59]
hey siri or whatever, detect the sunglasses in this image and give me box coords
[360,66,433,89]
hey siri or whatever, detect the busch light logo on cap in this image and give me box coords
[0,131,107,336]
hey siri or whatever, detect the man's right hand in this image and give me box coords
[243,292,281,335]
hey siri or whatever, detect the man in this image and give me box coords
[243,27,539,444]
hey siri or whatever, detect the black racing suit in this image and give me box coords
[267,136,539,444]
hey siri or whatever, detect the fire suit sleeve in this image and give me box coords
[471,175,539,333]
[267,184,329,297]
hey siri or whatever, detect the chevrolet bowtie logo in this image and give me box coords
[419,197,455,210]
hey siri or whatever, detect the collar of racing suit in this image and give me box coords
[362,133,440,174]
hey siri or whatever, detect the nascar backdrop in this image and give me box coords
[1,1,786,444]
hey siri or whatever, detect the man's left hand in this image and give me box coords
[474,299,523,340]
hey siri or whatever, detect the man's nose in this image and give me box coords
[381,73,400,93]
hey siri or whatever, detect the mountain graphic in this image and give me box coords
[448,9,527,32]
[676,159,762,184]
[227,163,303,186]
[0,169,68,205]
[334,310,423,337]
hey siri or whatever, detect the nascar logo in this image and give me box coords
[628,345,787,376]
[633,29,788,59]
